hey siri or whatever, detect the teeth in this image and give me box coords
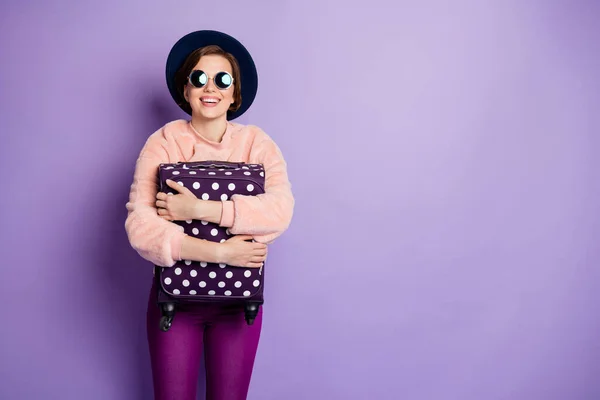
[202,99,218,103]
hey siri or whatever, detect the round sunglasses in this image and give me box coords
[188,70,234,90]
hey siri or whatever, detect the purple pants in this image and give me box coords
[146,281,263,400]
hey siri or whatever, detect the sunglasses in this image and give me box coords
[188,70,234,90]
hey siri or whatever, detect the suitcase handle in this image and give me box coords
[187,160,244,169]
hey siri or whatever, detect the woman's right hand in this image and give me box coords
[217,235,268,268]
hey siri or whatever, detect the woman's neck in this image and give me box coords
[190,116,228,143]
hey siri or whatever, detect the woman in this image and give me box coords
[124,30,295,400]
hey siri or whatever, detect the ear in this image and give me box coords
[183,86,189,102]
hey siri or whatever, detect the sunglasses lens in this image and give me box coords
[215,72,233,89]
[190,70,207,87]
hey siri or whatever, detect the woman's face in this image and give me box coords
[184,54,235,121]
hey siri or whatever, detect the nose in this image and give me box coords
[203,78,217,92]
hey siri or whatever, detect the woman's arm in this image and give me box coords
[180,235,267,268]
[179,236,220,264]
[218,130,295,244]
[124,130,190,267]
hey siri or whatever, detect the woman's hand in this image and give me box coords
[155,179,200,221]
[217,235,268,268]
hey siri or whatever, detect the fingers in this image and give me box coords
[227,235,268,249]
[165,179,193,196]
[157,208,172,220]
[155,200,167,209]
[156,192,167,200]
[247,239,267,249]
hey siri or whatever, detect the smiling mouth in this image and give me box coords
[201,98,220,105]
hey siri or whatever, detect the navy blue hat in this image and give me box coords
[165,30,258,120]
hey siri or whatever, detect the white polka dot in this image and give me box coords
[193,182,200,190]
[212,182,219,190]
[201,220,208,225]
[235,281,242,288]
[208,290,216,295]
[218,281,226,288]
[184,260,192,265]
[226,271,233,279]
[244,171,251,176]
[183,280,190,287]
[219,169,225,171]
[199,281,207,288]
[190,171,197,175]
[219,263,226,269]
[175,268,182,275]
[182,164,189,169]
[208,172,216,175]
[242,166,249,169]
[228,183,236,191]
[164,277,172,285]
[167,192,174,195]
[244,270,252,278]
[211,229,218,236]
[220,239,226,243]
[202,193,209,200]
[224,290,232,296]
[225,172,232,175]
[209,271,217,279]
[189,290,197,295]
[190,270,198,277]
[192,228,199,235]
[247,184,254,192]
[172,171,180,175]
[200,262,207,268]
[177,181,184,186]
[173,289,181,295]
[225,229,230,235]
[221,194,228,201]
[260,171,264,177]
[186,220,192,224]
[253,280,260,287]
[199,168,206,171]
[243,291,251,297]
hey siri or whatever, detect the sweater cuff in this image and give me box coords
[170,232,186,262]
[220,200,235,228]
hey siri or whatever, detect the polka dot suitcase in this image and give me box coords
[153,160,265,332]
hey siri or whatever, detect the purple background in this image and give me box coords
[1,1,599,399]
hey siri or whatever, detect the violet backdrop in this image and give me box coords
[1,0,599,399]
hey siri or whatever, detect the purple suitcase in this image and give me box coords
[153,160,265,331]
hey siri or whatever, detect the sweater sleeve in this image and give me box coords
[220,132,295,244]
[124,130,187,267]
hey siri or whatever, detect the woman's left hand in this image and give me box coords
[155,179,200,221]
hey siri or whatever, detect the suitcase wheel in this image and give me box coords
[160,316,173,332]
[159,302,176,332]
[244,303,260,325]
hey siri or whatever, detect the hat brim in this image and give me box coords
[165,30,258,120]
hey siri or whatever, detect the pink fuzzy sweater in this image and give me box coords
[124,119,295,267]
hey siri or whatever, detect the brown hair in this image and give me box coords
[173,45,242,115]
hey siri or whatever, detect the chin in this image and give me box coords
[193,107,229,120]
